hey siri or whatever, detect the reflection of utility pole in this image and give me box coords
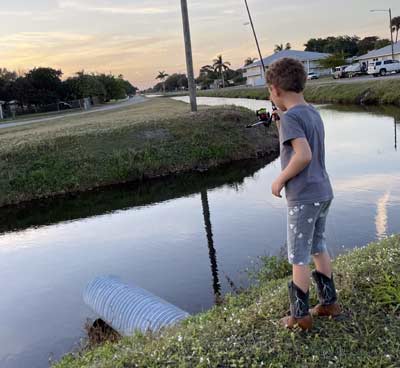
[180,0,197,112]
[200,190,222,304]
[395,118,399,151]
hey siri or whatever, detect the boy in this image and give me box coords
[266,58,341,331]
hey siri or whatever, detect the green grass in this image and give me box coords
[195,79,400,106]
[54,235,400,368]
[0,98,278,207]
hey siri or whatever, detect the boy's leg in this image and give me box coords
[281,204,319,330]
[310,201,341,317]
[313,252,332,277]
[292,264,310,293]
[310,202,332,276]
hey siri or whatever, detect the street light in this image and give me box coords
[370,8,395,60]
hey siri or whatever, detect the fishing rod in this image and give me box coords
[243,0,279,129]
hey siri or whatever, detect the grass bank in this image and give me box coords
[196,78,400,106]
[55,235,400,367]
[0,98,278,207]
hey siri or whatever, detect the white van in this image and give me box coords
[331,65,348,79]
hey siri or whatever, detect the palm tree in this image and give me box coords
[244,57,257,66]
[274,44,283,53]
[212,55,231,88]
[392,16,400,43]
[274,42,292,53]
[155,71,169,93]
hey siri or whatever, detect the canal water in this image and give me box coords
[0,97,399,367]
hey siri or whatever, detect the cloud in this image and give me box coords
[57,0,173,15]
[0,31,185,88]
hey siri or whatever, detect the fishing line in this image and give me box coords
[243,0,278,130]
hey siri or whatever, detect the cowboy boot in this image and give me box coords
[280,281,313,331]
[311,270,341,317]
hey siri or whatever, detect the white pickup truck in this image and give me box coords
[368,59,400,77]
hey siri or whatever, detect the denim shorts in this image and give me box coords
[286,200,332,265]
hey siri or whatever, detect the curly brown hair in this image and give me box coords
[266,58,307,93]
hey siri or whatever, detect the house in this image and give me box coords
[356,41,400,66]
[243,49,331,87]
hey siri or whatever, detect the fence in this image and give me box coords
[0,96,104,120]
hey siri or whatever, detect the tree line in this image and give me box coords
[0,67,138,107]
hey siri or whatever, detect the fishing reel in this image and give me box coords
[246,107,279,129]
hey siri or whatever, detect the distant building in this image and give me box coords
[356,41,400,66]
[243,49,331,87]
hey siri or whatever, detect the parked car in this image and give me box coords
[331,65,348,79]
[307,72,319,80]
[368,59,400,77]
[58,101,73,110]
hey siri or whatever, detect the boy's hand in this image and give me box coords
[271,178,285,198]
[272,109,283,129]
[271,109,283,121]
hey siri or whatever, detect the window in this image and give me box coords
[384,60,392,64]
[375,61,382,66]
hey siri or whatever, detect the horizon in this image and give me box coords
[0,0,398,89]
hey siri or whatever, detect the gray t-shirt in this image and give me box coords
[279,104,333,206]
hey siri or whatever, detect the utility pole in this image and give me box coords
[370,8,395,60]
[180,0,197,112]
[389,8,395,60]
[244,0,266,72]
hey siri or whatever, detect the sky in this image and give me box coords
[0,0,398,89]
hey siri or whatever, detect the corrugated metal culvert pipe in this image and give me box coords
[84,276,190,336]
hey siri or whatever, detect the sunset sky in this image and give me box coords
[0,0,398,89]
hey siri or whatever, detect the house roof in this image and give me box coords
[244,49,330,69]
[356,41,400,60]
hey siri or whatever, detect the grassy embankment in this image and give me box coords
[195,78,400,106]
[0,98,278,207]
[55,235,400,368]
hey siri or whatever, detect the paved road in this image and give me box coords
[0,96,148,130]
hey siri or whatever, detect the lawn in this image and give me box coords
[194,78,400,106]
[54,235,400,367]
[0,98,279,207]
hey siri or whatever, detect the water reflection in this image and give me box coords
[200,190,222,304]
[0,156,277,235]
[375,191,390,240]
[395,118,399,151]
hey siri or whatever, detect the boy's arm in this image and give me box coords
[272,138,312,198]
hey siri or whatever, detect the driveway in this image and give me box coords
[0,96,148,130]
